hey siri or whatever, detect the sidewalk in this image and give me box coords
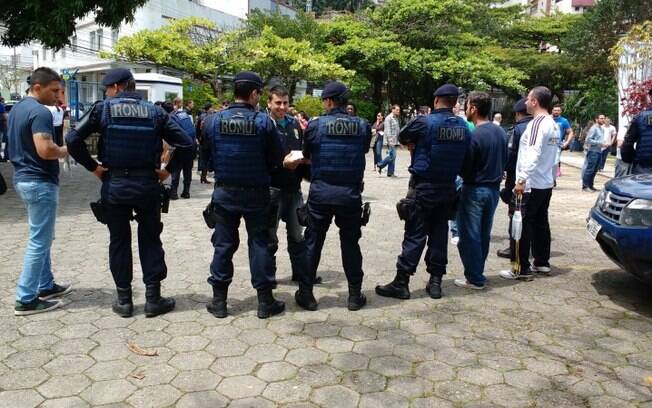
[560,151,615,180]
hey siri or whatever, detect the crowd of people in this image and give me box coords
[3,65,651,318]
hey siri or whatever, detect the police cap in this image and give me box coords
[513,98,527,113]
[234,71,264,89]
[321,81,348,99]
[433,84,459,98]
[102,68,134,87]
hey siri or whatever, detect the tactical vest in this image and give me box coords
[311,114,366,185]
[209,108,269,187]
[175,110,197,140]
[411,112,470,183]
[100,97,160,169]
[634,109,652,166]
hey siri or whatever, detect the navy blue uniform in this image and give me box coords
[502,116,533,203]
[170,109,197,197]
[395,108,471,277]
[301,106,371,287]
[203,103,284,290]
[622,108,652,175]
[66,92,193,288]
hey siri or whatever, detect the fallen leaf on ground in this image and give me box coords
[128,372,146,380]
[644,376,652,386]
[128,342,158,357]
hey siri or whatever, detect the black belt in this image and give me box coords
[108,168,157,178]
[215,182,268,191]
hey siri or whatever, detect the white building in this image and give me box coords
[0,0,296,102]
[499,0,595,16]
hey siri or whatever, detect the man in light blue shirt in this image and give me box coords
[581,114,606,192]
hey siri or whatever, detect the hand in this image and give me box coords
[513,182,525,198]
[93,165,108,180]
[156,169,170,182]
[561,142,569,150]
[283,153,302,170]
[406,143,416,152]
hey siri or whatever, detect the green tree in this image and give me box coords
[294,95,324,118]
[562,76,618,127]
[1,0,146,49]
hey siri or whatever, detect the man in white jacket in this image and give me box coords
[500,86,559,281]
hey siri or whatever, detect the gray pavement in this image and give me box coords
[0,150,651,408]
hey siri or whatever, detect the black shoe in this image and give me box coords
[112,287,134,318]
[38,283,72,300]
[206,285,228,318]
[257,287,285,319]
[425,275,442,299]
[144,283,175,317]
[291,274,322,285]
[170,193,179,200]
[15,298,61,316]
[496,248,511,259]
[375,272,410,299]
[180,191,190,199]
[347,283,367,311]
[200,178,210,184]
[295,286,318,311]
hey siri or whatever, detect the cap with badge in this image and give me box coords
[234,71,264,89]
[513,98,527,113]
[433,84,459,98]
[102,68,134,87]
[321,81,348,100]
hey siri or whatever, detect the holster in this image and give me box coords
[396,197,419,221]
[267,187,281,229]
[296,204,310,227]
[202,203,220,229]
[90,200,108,224]
[361,202,371,226]
[160,184,171,214]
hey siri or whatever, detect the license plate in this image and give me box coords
[587,217,602,240]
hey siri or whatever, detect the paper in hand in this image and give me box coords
[289,150,304,161]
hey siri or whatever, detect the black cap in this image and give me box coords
[513,98,527,113]
[321,81,348,99]
[434,84,459,98]
[203,102,213,110]
[102,68,134,87]
[234,71,264,89]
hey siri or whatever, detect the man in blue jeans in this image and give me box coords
[378,104,400,177]
[581,114,606,192]
[8,67,72,315]
[455,91,507,289]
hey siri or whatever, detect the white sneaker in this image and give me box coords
[499,269,534,281]
[450,236,459,245]
[531,265,551,275]
[453,279,485,290]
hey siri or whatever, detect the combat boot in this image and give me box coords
[112,286,133,318]
[347,283,367,311]
[144,283,175,318]
[295,284,318,311]
[206,285,228,318]
[257,287,285,319]
[426,274,443,299]
[375,271,411,299]
[181,183,190,199]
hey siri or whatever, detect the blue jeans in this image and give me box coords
[378,145,396,176]
[456,185,500,286]
[15,181,58,303]
[269,189,307,278]
[448,176,464,238]
[582,150,602,189]
[598,149,610,171]
[373,135,384,166]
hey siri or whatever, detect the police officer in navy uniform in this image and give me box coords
[375,84,471,300]
[170,99,197,199]
[294,81,371,311]
[203,71,286,319]
[622,88,652,175]
[66,68,193,317]
[497,98,532,258]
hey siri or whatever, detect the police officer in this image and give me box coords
[170,98,197,199]
[497,98,532,258]
[622,88,652,175]
[203,71,286,319]
[66,68,193,317]
[375,84,471,300]
[294,81,371,311]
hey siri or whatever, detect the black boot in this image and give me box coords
[206,285,228,318]
[112,287,133,318]
[257,287,285,319]
[295,284,318,311]
[181,183,190,199]
[496,247,510,259]
[426,274,443,299]
[347,283,367,311]
[144,283,175,318]
[375,272,411,299]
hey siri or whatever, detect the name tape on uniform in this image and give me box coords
[111,103,150,119]
[220,119,256,135]
[646,116,652,126]
[327,119,359,136]
[437,127,465,142]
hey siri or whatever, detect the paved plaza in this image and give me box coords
[0,150,651,408]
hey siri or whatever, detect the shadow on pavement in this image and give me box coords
[591,269,652,318]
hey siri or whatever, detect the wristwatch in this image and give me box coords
[517,179,526,185]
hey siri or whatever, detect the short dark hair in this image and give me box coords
[30,67,60,88]
[437,95,458,108]
[552,104,562,109]
[120,78,136,91]
[467,91,492,118]
[530,86,553,111]
[161,101,175,113]
[418,106,430,115]
[268,85,289,100]
[234,82,261,100]
[184,99,193,107]
[324,95,348,107]
[346,103,357,114]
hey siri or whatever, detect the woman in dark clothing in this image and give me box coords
[371,112,385,171]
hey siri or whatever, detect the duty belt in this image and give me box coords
[108,168,157,178]
[215,182,268,191]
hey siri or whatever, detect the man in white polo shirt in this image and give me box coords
[500,86,559,281]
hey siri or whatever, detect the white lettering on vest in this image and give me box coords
[111,103,149,118]
[437,127,465,142]
[220,119,256,135]
[327,119,358,136]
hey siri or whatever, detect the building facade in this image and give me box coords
[500,0,595,16]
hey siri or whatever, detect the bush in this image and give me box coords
[294,95,324,118]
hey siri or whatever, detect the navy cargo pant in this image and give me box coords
[208,186,275,290]
[303,199,363,287]
[268,188,308,279]
[102,174,167,288]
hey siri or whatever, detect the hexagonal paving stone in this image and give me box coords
[126,384,182,408]
[0,389,44,408]
[168,350,215,370]
[387,376,433,398]
[164,322,204,337]
[263,380,311,403]
[285,347,328,366]
[12,334,59,351]
[433,348,477,367]
[504,370,552,391]
[359,391,409,408]
[172,369,222,392]
[54,323,98,339]
[340,325,377,341]
[129,331,171,348]
[410,397,454,408]
[342,370,386,394]
[434,380,482,403]
[297,364,342,387]
[415,361,455,382]
[19,320,63,336]
[352,339,394,358]
[238,328,277,345]
[211,356,257,376]
[89,343,132,361]
[43,354,95,375]
[304,323,340,337]
[276,334,315,349]
[458,367,504,386]
[167,335,210,352]
[588,395,637,408]
[267,318,305,335]
[485,384,532,408]
[256,361,298,382]
[228,397,276,408]
[369,356,412,377]
[316,336,354,353]
[81,379,137,405]
[85,359,137,381]
[4,349,53,369]
[0,367,49,390]
[330,352,370,371]
[126,363,178,387]
[205,339,248,357]
[245,343,288,362]
[524,358,569,377]
[217,375,266,399]
[311,385,360,408]
[176,391,229,408]
[50,338,98,356]
[36,374,91,398]
[39,396,90,408]
[393,343,434,362]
